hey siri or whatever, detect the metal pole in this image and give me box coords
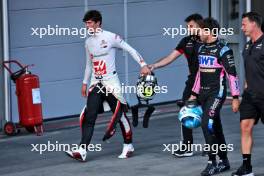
[124,0,130,103]
[246,0,251,12]
[210,0,220,20]
[208,0,211,17]
[84,0,88,13]
[2,0,10,123]
[238,0,250,93]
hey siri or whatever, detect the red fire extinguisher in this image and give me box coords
[3,60,44,136]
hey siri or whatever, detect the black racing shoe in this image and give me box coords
[217,159,230,173]
[201,161,218,176]
[232,165,254,176]
[172,148,193,157]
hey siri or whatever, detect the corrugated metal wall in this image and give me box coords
[8,0,208,121]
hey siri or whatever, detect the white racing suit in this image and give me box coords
[80,29,146,146]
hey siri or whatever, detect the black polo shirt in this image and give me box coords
[175,35,202,80]
[242,34,264,97]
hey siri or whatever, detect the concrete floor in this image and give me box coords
[0,105,264,176]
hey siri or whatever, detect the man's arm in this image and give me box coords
[220,46,240,112]
[82,47,92,97]
[149,50,182,70]
[220,47,240,98]
[190,70,200,100]
[149,37,187,71]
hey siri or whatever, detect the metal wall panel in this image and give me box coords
[8,0,208,120]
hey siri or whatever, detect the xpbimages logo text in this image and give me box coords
[31,25,102,39]
[31,141,102,154]
[94,83,168,95]
[163,25,234,38]
[163,142,234,155]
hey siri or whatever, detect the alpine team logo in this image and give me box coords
[93,60,107,75]
[199,55,216,66]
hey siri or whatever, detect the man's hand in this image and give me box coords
[244,81,248,89]
[147,64,155,71]
[140,65,151,75]
[232,98,240,113]
[81,84,88,97]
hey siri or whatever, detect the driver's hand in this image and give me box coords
[140,65,151,75]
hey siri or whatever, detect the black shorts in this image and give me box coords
[240,91,264,124]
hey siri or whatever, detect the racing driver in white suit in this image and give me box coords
[65,10,151,162]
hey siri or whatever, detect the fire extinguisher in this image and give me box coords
[3,60,44,136]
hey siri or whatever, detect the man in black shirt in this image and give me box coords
[148,14,203,157]
[232,12,264,176]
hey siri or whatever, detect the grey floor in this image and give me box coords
[0,105,264,176]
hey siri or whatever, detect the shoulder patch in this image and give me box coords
[115,34,123,43]
[220,46,230,57]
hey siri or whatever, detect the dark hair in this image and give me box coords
[83,10,102,25]
[185,13,203,23]
[200,17,220,31]
[242,12,263,28]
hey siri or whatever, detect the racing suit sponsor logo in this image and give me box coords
[256,43,262,49]
[245,44,249,50]
[226,54,235,66]
[200,68,216,73]
[199,55,216,66]
[115,34,123,43]
[234,79,239,90]
[210,49,218,54]
[100,40,108,48]
[90,54,94,60]
[93,60,107,75]
[208,98,220,117]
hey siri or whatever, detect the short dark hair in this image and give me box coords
[242,12,263,28]
[200,17,220,31]
[83,10,102,25]
[185,13,203,23]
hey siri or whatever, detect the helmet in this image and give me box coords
[178,100,203,129]
[136,73,158,101]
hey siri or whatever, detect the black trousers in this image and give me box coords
[80,83,132,147]
[199,93,227,160]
